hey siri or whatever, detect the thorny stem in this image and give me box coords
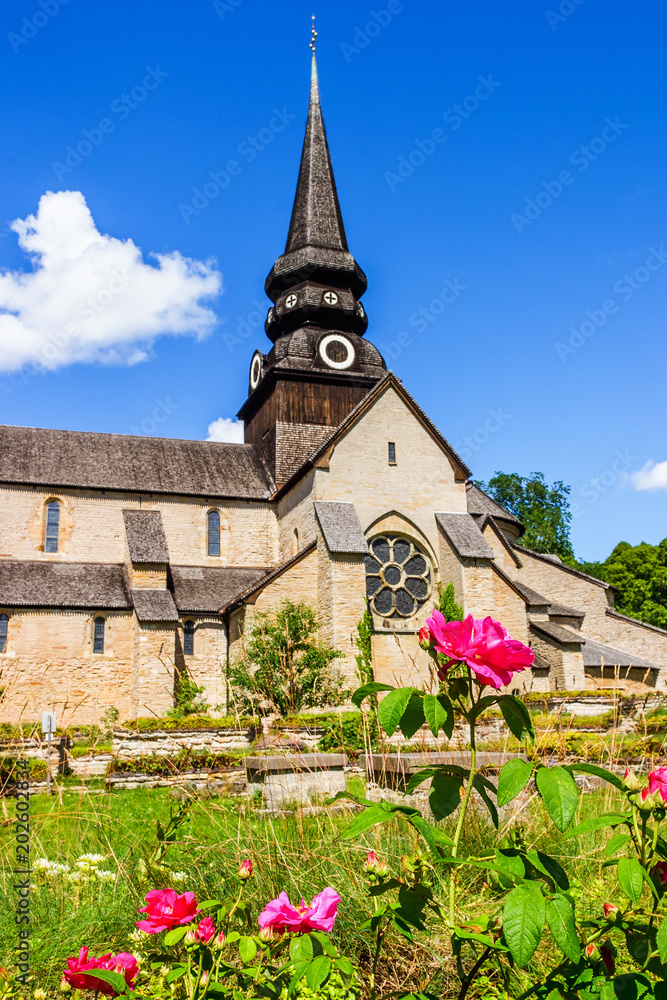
[449,666,478,927]
[369,922,385,1000]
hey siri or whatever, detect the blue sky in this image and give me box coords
[0,0,665,562]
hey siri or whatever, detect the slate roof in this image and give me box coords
[581,637,657,671]
[530,621,584,645]
[123,510,169,563]
[435,512,494,559]
[0,560,129,609]
[606,609,667,636]
[549,602,585,620]
[0,425,273,500]
[512,544,614,589]
[466,483,524,532]
[314,501,368,554]
[170,566,268,614]
[508,579,551,608]
[130,589,179,623]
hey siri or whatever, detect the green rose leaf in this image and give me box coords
[535,766,579,831]
[238,936,257,964]
[423,693,454,739]
[163,926,189,946]
[400,692,426,740]
[497,758,534,808]
[502,882,545,968]
[351,682,395,708]
[606,833,631,857]
[305,955,332,992]
[338,803,394,839]
[497,696,535,742]
[546,894,580,963]
[378,687,413,737]
[429,771,464,821]
[290,934,313,963]
[565,813,630,839]
[617,857,645,904]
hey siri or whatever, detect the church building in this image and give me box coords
[1,57,665,725]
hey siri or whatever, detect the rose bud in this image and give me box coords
[184,928,197,945]
[585,943,599,961]
[623,768,642,791]
[418,626,434,651]
[603,902,618,919]
[213,931,226,949]
[364,851,379,873]
[238,859,253,880]
[600,945,615,974]
[201,972,210,987]
[60,979,72,994]
[259,926,277,942]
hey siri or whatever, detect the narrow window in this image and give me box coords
[93,616,105,654]
[45,500,60,552]
[0,614,7,653]
[388,442,397,465]
[183,620,194,656]
[207,510,220,557]
[292,528,299,556]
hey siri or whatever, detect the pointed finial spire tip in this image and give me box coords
[310,13,317,54]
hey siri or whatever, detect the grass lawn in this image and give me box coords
[0,779,634,997]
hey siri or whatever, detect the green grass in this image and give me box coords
[0,780,633,996]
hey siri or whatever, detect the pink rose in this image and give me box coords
[258,888,340,934]
[195,917,216,944]
[364,851,378,872]
[652,861,667,886]
[648,767,667,802]
[238,859,253,879]
[136,889,200,934]
[63,947,138,995]
[424,612,534,689]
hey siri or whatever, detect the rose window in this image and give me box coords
[365,535,433,619]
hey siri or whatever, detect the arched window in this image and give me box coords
[207,510,220,557]
[93,616,105,654]
[44,500,61,553]
[0,614,7,654]
[183,620,194,656]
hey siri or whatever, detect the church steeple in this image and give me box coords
[238,44,385,489]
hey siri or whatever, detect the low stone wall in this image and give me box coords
[111,726,255,757]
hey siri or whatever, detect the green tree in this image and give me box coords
[481,471,574,562]
[228,599,347,718]
[577,538,667,628]
[437,581,463,621]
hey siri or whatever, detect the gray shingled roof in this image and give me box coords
[581,637,657,670]
[123,510,169,563]
[435,512,494,559]
[314,501,368,555]
[530,621,584,645]
[549,602,585,619]
[509,579,551,608]
[0,425,273,499]
[512,544,614,589]
[130,589,179,622]
[170,566,268,614]
[466,483,524,531]
[0,561,129,608]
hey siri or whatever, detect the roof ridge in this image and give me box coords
[512,543,614,589]
[606,608,667,636]
[220,540,318,614]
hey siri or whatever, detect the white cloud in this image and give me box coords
[0,190,222,373]
[206,417,244,443]
[631,460,667,492]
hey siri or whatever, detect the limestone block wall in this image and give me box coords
[277,470,318,564]
[129,564,167,589]
[0,486,277,568]
[0,609,134,724]
[131,620,176,720]
[312,386,468,563]
[177,617,228,712]
[481,522,521,575]
[371,631,434,690]
[316,536,367,685]
[491,570,530,646]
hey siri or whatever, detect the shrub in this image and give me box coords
[107,749,242,777]
[120,715,258,733]
[228,599,348,718]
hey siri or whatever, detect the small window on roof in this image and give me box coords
[93,616,105,654]
[388,442,397,465]
[0,614,7,654]
[207,510,221,557]
[183,620,194,656]
[45,500,60,553]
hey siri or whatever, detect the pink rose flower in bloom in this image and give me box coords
[238,859,253,879]
[136,889,200,934]
[648,767,667,802]
[195,917,216,943]
[258,888,340,934]
[63,947,138,994]
[424,612,534,689]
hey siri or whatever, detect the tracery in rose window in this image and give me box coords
[364,534,433,619]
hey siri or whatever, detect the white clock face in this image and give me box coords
[285,293,298,309]
[322,290,339,305]
[319,334,355,370]
[249,351,262,389]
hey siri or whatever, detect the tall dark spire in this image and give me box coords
[284,55,349,255]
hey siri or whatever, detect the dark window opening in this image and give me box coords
[45,500,60,553]
[388,442,396,465]
[207,510,220,557]
[0,614,7,654]
[93,616,105,654]
[183,620,194,656]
